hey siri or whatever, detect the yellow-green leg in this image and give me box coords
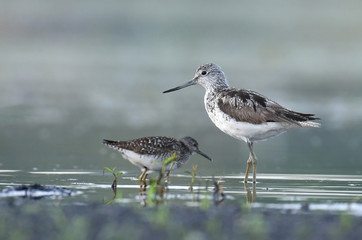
[138,168,148,187]
[244,142,257,183]
[244,160,252,183]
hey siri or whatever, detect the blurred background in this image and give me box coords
[1,0,361,176]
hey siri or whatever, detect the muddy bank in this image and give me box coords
[1,201,361,240]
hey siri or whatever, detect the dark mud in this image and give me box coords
[0,184,76,199]
[1,201,361,240]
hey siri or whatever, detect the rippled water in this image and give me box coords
[1,170,361,215]
[1,1,362,217]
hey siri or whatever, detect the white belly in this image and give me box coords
[206,103,294,142]
[120,149,165,171]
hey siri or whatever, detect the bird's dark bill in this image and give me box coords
[197,150,212,161]
[163,79,196,93]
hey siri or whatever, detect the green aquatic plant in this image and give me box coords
[103,167,123,191]
[185,164,198,193]
[164,152,177,166]
[157,152,177,185]
[138,153,177,207]
[200,180,211,210]
[147,179,158,206]
[104,167,124,179]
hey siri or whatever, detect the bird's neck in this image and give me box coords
[205,81,229,93]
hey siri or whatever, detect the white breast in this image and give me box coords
[204,93,294,142]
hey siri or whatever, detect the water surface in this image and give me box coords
[1,170,361,215]
[1,0,362,214]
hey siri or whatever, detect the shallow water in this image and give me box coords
[1,1,362,216]
[1,169,361,215]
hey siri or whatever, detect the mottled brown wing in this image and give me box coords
[124,136,178,155]
[217,89,319,124]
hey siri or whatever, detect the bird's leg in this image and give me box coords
[246,141,258,183]
[243,181,256,203]
[252,160,257,184]
[243,182,251,202]
[252,182,256,202]
[138,168,148,187]
[244,156,252,183]
[142,174,148,189]
[244,141,253,183]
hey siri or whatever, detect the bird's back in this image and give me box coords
[103,136,179,156]
[205,88,320,142]
[216,88,320,125]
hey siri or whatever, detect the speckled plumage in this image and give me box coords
[103,136,211,185]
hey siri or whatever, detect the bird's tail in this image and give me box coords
[299,121,321,128]
[102,139,121,150]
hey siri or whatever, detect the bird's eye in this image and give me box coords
[201,70,207,76]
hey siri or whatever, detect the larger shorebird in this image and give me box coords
[163,63,320,183]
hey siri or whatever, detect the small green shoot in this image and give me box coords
[103,167,124,205]
[185,164,198,193]
[104,167,123,179]
[157,152,177,185]
[164,152,177,166]
[103,167,123,194]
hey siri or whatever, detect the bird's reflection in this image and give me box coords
[104,179,122,205]
[104,173,231,207]
[105,175,254,206]
[139,178,168,207]
[244,182,256,203]
[213,178,226,206]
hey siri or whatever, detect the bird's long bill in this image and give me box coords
[163,79,196,93]
[196,150,212,161]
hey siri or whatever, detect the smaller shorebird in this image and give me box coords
[163,63,321,183]
[103,136,212,186]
